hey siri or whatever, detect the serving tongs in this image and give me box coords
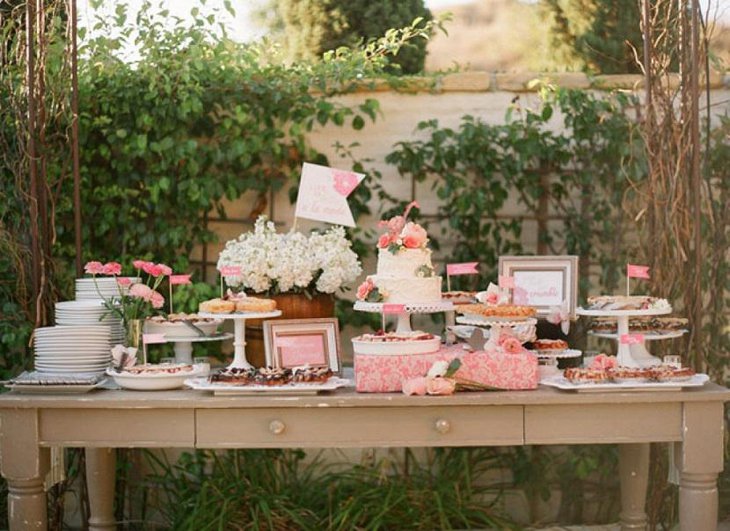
[182,319,208,337]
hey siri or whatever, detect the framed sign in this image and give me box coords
[498,255,579,319]
[263,318,341,373]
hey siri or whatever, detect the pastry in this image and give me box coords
[442,291,477,304]
[532,339,568,351]
[199,298,235,314]
[456,303,536,318]
[606,367,655,382]
[234,296,277,313]
[651,366,695,382]
[563,368,608,383]
[291,366,333,383]
[210,367,256,385]
[121,363,195,375]
[585,296,671,311]
[254,367,292,386]
[355,331,435,342]
[590,316,688,333]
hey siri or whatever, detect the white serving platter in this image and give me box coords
[185,376,353,396]
[106,366,207,391]
[540,373,709,392]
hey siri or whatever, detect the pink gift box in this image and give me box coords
[354,345,538,393]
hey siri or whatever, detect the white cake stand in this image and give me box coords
[576,307,672,368]
[164,333,234,364]
[198,311,282,369]
[353,301,454,333]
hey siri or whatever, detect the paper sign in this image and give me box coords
[294,162,365,227]
[170,274,192,285]
[276,335,327,367]
[219,265,242,276]
[620,334,645,344]
[382,303,406,314]
[446,262,479,276]
[627,264,650,279]
[498,275,515,289]
[142,333,167,345]
[512,270,563,306]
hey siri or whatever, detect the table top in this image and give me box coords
[0,383,727,409]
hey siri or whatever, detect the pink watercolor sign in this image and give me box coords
[446,262,479,276]
[627,264,650,279]
[294,162,365,227]
[620,334,645,345]
[142,333,167,345]
[382,303,406,314]
[276,334,327,367]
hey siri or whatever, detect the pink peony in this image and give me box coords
[590,353,618,370]
[402,377,428,396]
[149,290,165,309]
[377,233,393,249]
[102,262,122,275]
[158,264,172,276]
[142,262,164,277]
[502,337,524,355]
[356,278,373,300]
[426,377,456,395]
[132,260,149,270]
[84,261,104,275]
[400,222,427,249]
[116,277,132,287]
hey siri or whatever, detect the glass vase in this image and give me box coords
[125,319,143,350]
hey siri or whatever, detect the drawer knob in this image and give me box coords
[269,420,286,435]
[434,419,451,434]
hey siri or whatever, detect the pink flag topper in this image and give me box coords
[620,334,645,345]
[142,333,167,345]
[498,275,516,289]
[627,264,650,279]
[382,303,406,314]
[170,274,192,285]
[446,262,479,276]
[332,170,360,197]
[219,265,242,276]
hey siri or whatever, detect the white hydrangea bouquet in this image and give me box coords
[217,216,362,296]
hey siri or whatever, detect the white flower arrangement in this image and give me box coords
[217,216,362,296]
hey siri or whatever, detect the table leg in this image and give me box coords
[0,410,50,530]
[618,443,649,531]
[676,401,724,531]
[86,448,117,531]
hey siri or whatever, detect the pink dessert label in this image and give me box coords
[382,304,406,314]
[446,262,479,276]
[219,266,242,276]
[627,264,650,279]
[170,274,192,285]
[620,334,645,344]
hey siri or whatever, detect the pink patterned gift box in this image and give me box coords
[354,345,538,393]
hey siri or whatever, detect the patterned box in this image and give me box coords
[354,345,538,393]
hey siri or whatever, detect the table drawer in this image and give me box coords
[197,406,523,448]
[40,409,195,447]
[525,403,682,444]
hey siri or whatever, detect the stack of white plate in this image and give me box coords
[75,277,140,301]
[33,326,111,374]
[55,300,125,345]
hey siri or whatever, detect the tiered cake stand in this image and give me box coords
[576,306,673,368]
[455,314,538,348]
[199,311,282,369]
[353,301,454,333]
[166,333,234,364]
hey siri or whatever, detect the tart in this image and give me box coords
[199,298,235,314]
[291,366,333,384]
[456,304,536,318]
[563,368,608,384]
[651,366,695,382]
[532,339,568,351]
[210,367,256,385]
[356,331,435,342]
[254,367,292,386]
[121,363,195,375]
[606,367,654,383]
[585,296,671,311]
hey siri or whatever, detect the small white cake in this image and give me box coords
[370,248,441,304]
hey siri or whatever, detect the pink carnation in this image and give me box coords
[377,233,393,249]
[84,261,104,275]
[129,283,153,299]
[149,290,165,309]
[402,377,428,396]
[400,222,427,249]
[132,260,150,270]
[158,264,172,276]
[502,337,524,355]
[102,262,122,276]
[142,262,164,277]
[116,277,132,287]
[426,377,456,395]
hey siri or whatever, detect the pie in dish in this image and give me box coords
[532,339,568,351]
[456,304,536,318]
[118,363,196,375]
[199,298,236,314]
[199,294,277,313]
[233,296,277,313]
[563,368,609,383]
[355,331,436,342]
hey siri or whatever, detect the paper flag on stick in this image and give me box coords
[627,264,650,279]
[219,265,242,276]
[294,162,365,227]
[170,274,192,285]
[446,262,479,276]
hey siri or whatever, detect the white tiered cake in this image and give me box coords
[369,248,441,304]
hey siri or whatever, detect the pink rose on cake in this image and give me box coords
[356,277,386,303]
[377,233,393,249]
[400,222,427,249]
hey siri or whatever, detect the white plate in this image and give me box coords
[352,335,441,355]
[540,373,709,392]
[36,358,110,365]
[107,366,206,391]
[36,367,107,374]
[185,376,353,396]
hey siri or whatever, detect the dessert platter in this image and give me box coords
[198,291,282,369]
[186,365,352,395]
[542,365,708,392]
[577,295,678,368]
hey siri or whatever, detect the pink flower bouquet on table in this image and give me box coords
[402,358,507,396]
[84,259,170,334]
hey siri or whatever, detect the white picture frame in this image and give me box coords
[498,255,579,319]
[263,318,341,374]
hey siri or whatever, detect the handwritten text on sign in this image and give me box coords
[294,162,365,227]
[511,270,563,306]
[620,334,645,344]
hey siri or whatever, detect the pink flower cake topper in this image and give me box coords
[377,201,428,251]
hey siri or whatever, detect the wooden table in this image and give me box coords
[0,384,727,530]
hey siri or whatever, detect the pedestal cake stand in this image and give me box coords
[165,333,234,364]
[353,301,454,334]
[576,307,672,368]
[199,311,282,369]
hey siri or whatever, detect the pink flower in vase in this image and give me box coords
[129,283,153,300]
[149,290,165,309]
[426,377,456,395]
[132,260,150,270]
[102,262,122,275]
[377,233,393,249]
[402,377,428,396]
[158,264,173,276]
[142,262,164,277]
[84,261,104,275]
[400,222,427,249]
[116,277,132,287]
[501,337,524,355]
